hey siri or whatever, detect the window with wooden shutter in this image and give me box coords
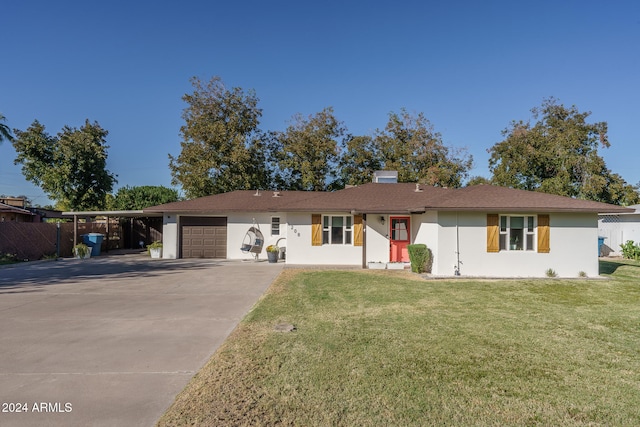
[537,214,550,253]
[487,214,499,252]
[354,214,363,246]
[311,214,322,246]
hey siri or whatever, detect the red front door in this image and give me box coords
[390,217,410,262]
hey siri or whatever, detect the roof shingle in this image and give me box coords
[144,183,632,214]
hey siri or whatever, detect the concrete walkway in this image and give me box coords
[0,255,283,427]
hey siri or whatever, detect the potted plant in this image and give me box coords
[266,245,279,263]
[148,241,163,259]
[73,243,91,259]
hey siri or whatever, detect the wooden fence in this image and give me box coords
[0,218,162,261]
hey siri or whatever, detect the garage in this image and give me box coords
[180,216,227,258]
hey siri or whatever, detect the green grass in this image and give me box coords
[158,262,640,426]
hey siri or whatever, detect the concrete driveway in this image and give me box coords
[0,254,283,427]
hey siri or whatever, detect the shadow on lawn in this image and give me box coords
[599,259,640,276]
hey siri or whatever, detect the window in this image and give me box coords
[322,215,352,245]
[390,217,410,241]
[488,214,549,253]
[499,215,535,251]
[271,217,280,236]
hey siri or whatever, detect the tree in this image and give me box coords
[466,176,492,186]
[112,185,180,210]
[338,134,383,187]
[269,107,345,191]
[169,76,269,199]
[12,119,117,210]
[0,113,13,143]
[372,109,473,187]
[488,98,638,205]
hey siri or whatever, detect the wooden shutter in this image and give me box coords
[311,214,322,246]
[487,214,499,253]
[353,214,363,247]
[537,214,550,253]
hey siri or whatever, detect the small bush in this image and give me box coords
[148,241,163,250]
[578,271,587,278]
[0,252,20,265]
[620,240,640,260]
[545,268,557,278]
[408,244,430,273]
[73,243,90,259]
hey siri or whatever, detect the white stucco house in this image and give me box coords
[145,181,631,278]
[598,204,640,256]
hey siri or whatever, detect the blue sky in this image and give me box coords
[2,1,639,206]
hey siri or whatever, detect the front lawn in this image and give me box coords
[158,261,640,426]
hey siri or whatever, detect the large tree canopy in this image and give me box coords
[12,119,117,210]
[488,98,638,205]
[338,134,383,187]
[375,109,472,187]
[112,185,180,210]
[269,107,345,191]
[340,110,472,187]
[169,76,269,198]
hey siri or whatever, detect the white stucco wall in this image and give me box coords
[285,212,363,265]
[162,214,178,259]
[412,211,439,273]
[365,214,390,263]
[227,213,287,261]
[435,212,600,278]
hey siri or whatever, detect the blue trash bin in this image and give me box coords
[82,233,104,256]
[597,237,605,257]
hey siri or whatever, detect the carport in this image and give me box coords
[62,210,164,251]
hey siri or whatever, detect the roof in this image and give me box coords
[600,204,640,216]
[144,190,331,214]
[61,210,163,217]
[144,183,633,215]
[431,185,633,213]
[0,202,34,216]
[289,183,450,213]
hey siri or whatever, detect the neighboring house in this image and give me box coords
[598,204,640,256]
[28,207,67,223]
[0,202,35,222]
[0,196,28,208]
[144,181,631,278]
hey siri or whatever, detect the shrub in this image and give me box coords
[148,241,163,250]
[0,252,19,265]
[545,268,557,278]
[407,244,430,273]
[73,243,90,259]
[620,240,640,260]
